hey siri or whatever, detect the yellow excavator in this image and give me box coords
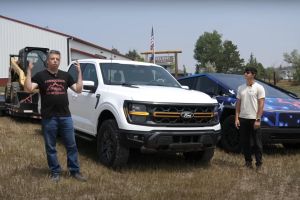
[2,47,49,117]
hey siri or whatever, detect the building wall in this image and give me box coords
[70,40,130,60]
[0,15,131,86]
[0,17,69,79]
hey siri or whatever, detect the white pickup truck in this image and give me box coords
[67,59,221,168]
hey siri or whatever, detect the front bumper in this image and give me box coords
[119,129,221,152]
[261,127,300,144]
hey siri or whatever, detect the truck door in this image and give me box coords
[68,62,99,135]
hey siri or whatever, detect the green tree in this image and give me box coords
[111,48,120,54]
[125,49,144,61]
[283,49,300,83]
[220,40,244,73]
[264,66,280,84]
[194,30,223,73]
[194,31,244,73]
[265,67,274,83]
[245,53,265,79]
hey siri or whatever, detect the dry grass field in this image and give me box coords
[0,116,299,200]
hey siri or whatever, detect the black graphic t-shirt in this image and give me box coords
[32,69,75,119]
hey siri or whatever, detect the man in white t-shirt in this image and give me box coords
[235,67,265,170]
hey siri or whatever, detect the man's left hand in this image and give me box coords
[74,60,81,72]
[254,121,261,130]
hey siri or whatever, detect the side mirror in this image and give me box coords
[83,80,96,93]
[181,85,189,90]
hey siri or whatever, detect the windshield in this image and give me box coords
[100,63,181,88]
[210,73,294,99]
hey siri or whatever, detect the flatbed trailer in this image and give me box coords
[0,91,41,118]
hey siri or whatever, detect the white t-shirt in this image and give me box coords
[237,82,265,119]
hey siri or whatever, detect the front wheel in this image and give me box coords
[97,119,129,168]
[220,115,241,153]
[183,147,215,164]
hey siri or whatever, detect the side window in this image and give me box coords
[195,76,222,96]
[68,63,86,82]
[178,77,198,89]
[82,63,98,88]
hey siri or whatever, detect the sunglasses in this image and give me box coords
[244,71,252,74]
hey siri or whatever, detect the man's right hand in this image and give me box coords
[25,61,38,92]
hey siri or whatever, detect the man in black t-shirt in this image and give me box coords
[25,50,87,182]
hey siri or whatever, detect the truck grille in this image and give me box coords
[148,104,218,126]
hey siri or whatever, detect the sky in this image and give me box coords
[1,0,300,73]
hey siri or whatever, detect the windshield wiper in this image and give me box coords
[121,83,139,88]
[287,92,299,99]
[146,83,166,86]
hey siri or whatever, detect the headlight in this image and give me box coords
[213,105,219,122]
[124,102,149,124]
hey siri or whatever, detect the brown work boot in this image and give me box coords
[245,161,253,169]
[70,172,87,182]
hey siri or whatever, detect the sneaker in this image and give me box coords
[70,172,87,182]
[245,162,253,169]
[50,174,60,182]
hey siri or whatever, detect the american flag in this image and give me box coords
[150,26,155,63]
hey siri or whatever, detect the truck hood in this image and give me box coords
[264,97,300,112]
[108,85,217,104]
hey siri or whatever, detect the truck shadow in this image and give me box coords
[32,131,300,171]
[75,137,215,171]
[75,136,300,171]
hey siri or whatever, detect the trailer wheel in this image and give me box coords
[97,119,129,169]
[4,83,12,103]
[10,82,20,104]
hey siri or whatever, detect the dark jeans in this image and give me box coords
[239,118,263,166]
[42,116,80,175]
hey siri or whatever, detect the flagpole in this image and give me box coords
[153,26,155,64]
[150,26,155,64]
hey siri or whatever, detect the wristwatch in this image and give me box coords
[255,119,261,122]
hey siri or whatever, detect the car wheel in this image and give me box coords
[183,147,215,164]
[97,119,129,168]
[221,115,241,153]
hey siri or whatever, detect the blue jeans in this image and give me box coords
[42,116,80,175]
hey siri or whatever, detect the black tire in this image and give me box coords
[282,143,300,149]
[10,82,20,104]
[220,115,241,153]
[97,119,129,168]
[4,83,12,103]
[183,147,215,164]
